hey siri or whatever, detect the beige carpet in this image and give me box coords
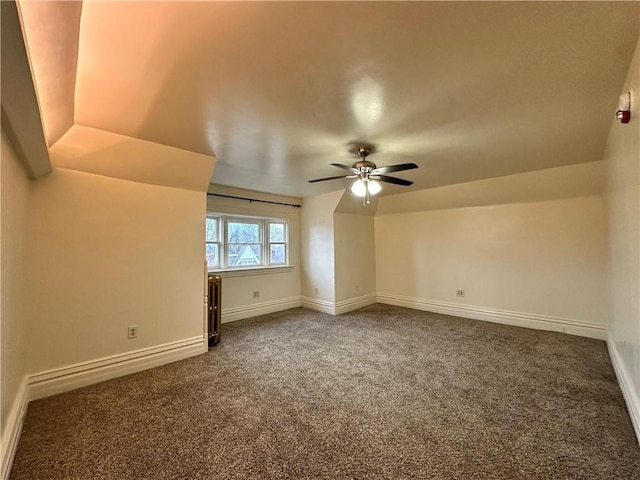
[10,304,640,479]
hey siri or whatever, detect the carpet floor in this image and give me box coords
[9,304,640,479]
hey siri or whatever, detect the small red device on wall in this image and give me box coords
[616,89,634,124]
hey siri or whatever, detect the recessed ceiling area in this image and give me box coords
[18,1,640,198]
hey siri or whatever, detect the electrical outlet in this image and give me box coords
[314,287,319,294]
[127,325,138,339]
[356,285,360,292]
[253,291,260,298]
[456,289,465,297]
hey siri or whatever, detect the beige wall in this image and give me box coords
[24,168,207,372]
[301,190,343,304]
[376,163,608,331]
[206,185,301,321]
[334,213,376,303]
[1,130,31,433]
[604,35,640,415]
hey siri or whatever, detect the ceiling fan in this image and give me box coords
[309,146,419,204]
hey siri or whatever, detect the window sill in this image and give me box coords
[208,265,295,278]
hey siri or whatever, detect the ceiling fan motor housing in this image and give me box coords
[353,160,377,172]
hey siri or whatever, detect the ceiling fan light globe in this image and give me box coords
[351,179,366,197]
[368,180,382,195]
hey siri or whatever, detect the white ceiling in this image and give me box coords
[19,1,640,198]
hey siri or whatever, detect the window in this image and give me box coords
[227,220,261,267]
[205,217,220,268]
[269,222,287,265]
[206,214,289,270]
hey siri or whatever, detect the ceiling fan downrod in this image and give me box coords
[358,146,371,158]
[357,147,374,205]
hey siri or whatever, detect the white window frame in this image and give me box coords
[225,216,263,269]
[205,216,221,269]
[206,214,289,271]
[267,220,288,266]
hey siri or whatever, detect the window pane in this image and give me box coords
[205,243,219,267]
[205,218,217,241]
[269,223,285,242]
[270,244,285,264]
[228,222,260,243]
[228,244,261,266]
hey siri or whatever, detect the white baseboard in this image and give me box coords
[376,293,606,340]
[607,334,640,445]
[28,335,206,401]
[1,377,28,480]
[221,297,301,323]
[335,293,377,315]
[300,296,335,315]
[221,294,377,323]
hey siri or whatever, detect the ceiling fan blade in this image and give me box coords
[371,163,419,175]
[375,175,413,186]
[308,175,348,183]
[330,163,359,174]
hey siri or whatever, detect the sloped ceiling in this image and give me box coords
[19,1,640,197]
[1,0,51,178]
[18,0,81,146]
